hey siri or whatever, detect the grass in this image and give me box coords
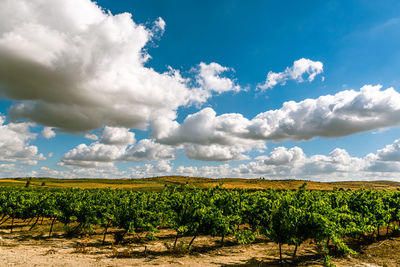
[0,176,399,191]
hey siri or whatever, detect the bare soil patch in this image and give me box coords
[0,219,398,266]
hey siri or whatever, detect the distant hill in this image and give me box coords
[1,176,400,191]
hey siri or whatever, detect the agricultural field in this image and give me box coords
[1,177,400,266]
[1,176,400,191]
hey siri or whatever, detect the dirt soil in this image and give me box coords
[0,223,399,267]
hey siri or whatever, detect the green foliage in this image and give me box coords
[0,184,399,262]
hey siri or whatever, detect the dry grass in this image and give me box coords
[1,176,400,191]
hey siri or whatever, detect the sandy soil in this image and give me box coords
[1,225,399,267]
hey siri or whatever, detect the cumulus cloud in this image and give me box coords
[0,116,45,164]
[155,85,400,146]
[195,62,241,94]
[251,85,400,141]
[129,160,173,177]
[152,107,266,161]
[38,166,128,179]
[258,58,323,90]
[363,139,400,173]
[184,144,250,161]
[176,164,232,178]
[172,146,372,180]
[375,139,400,161]
[124,139,176,162]
[152,108,263,145]
[256,146,305,165]
[0,0,239,133]
[60,127,176,168]
[41,127,56,139]
[230,147,367,179]
[175,141,400,180]
[0,163,39,178]
[99,126,135,145]
[60,143,125,168]
[40,159,173,178]
[49,139,400,180]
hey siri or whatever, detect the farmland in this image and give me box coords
[1,177,400,266]
[1,176,400,191]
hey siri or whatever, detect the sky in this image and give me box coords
[1,0,400,180]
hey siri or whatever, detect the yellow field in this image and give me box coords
[1,176,400,191]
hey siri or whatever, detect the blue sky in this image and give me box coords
[1,0,400,180]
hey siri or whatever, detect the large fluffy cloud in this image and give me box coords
[0,0,240,133]
[152,107,266,161]
[154,85,400,145]
[60,142,125,168]
[258,58,323,90]
[0,116,45,164]
[250,85,400,141]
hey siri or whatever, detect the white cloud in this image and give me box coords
[0,0,236,133]
[52,138,400,180]
[152,107,265,161]
[250,85,400,141]
[172,147,368,180]
[176,164,232,178]
[258,58,323,90]
[155,85,400,146]
[187,142,400,180]
[154,17,166,32]
[0,163,31,178]
[176,166,199,176]
[99,126,135,145]
[364,139,400,173]
[129,160,173,177]
[84,133,98,141]
[38,166,128,179]
[256,146,305,165]
[60,126,176,168]
[60,143,125,167]
[41,127,56,139]
[124,139,176,162]
[375,139,400,161]
[0,116,45,164]
[152,108,263,146]
[184,144,250,161]
[196,62,241,94]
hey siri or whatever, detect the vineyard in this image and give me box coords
[1,184,400,266]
